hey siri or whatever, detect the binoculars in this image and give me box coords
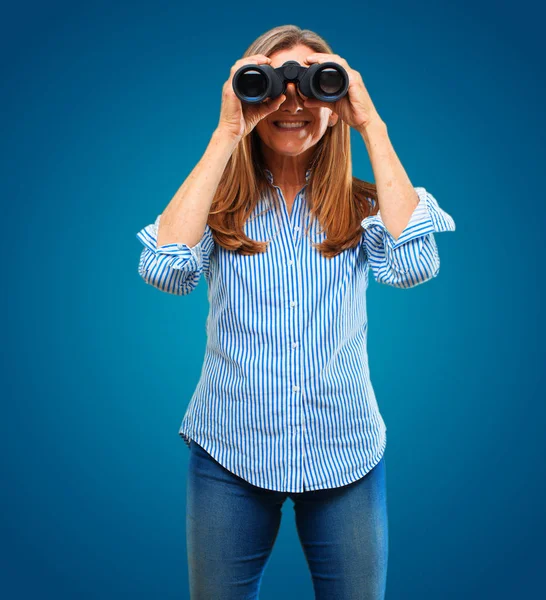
[232,60,349,104]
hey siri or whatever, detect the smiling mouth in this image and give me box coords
[273,121,310,131]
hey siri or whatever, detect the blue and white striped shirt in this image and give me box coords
[136,167,455,492]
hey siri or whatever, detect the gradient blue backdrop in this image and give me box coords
[3,0,545,598]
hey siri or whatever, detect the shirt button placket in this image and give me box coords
[290,302,299,427]
[287,214,303,485]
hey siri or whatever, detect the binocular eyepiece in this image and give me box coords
[232,60,349,104]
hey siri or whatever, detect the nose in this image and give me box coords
[282,82,305,106]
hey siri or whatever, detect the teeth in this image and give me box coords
[275,121,308,128]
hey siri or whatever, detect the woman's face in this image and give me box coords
[254,44,338,157]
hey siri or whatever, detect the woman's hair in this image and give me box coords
[208,24,379,258]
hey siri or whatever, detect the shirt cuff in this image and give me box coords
[136,214,204,272]
[360,187,456,249]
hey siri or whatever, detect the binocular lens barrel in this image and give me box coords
[237,69,268,99]
[318,68,344,95]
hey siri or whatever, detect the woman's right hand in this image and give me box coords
[216,54,286,143]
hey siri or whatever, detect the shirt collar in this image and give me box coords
[264,167,312,185]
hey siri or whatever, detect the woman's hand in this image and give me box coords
[217,55,287,142]
[302,53,384,132]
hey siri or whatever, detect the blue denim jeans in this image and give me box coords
[186,439,388,599]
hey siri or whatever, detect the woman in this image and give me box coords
[136,25,455,600]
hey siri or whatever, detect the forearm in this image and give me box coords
[157,128,240,247]
[359,120,420,241]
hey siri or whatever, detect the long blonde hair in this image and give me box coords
[208,24,379,258]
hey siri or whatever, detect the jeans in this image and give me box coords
[186,439,389,599]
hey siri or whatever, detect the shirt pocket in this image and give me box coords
[229,250,281,298]
[232,208,282,298]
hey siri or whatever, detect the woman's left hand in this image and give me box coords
[303,53,384,132]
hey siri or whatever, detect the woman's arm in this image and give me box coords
[136,128,239,295]
[358,120,456,289]
[358,119,420,241]
[157,128,240,247]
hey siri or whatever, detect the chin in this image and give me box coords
[268,142,308,156]
[267,131,311,148]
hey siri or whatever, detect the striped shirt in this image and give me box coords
[136,167,456,492]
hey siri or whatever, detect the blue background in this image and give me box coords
[3,0,545,598]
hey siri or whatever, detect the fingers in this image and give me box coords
[230,54,271,75]
[260,94,286,118]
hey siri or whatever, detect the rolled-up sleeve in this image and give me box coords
[361,187,456,288]
[136,214,215,295]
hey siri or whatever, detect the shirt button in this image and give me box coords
[290,300,297,307]
[293,385,300,392]
[288,260,294,266]
[292,342,298,349]
[294,226,300,232]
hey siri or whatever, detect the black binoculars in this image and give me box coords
[232,60,349,104]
